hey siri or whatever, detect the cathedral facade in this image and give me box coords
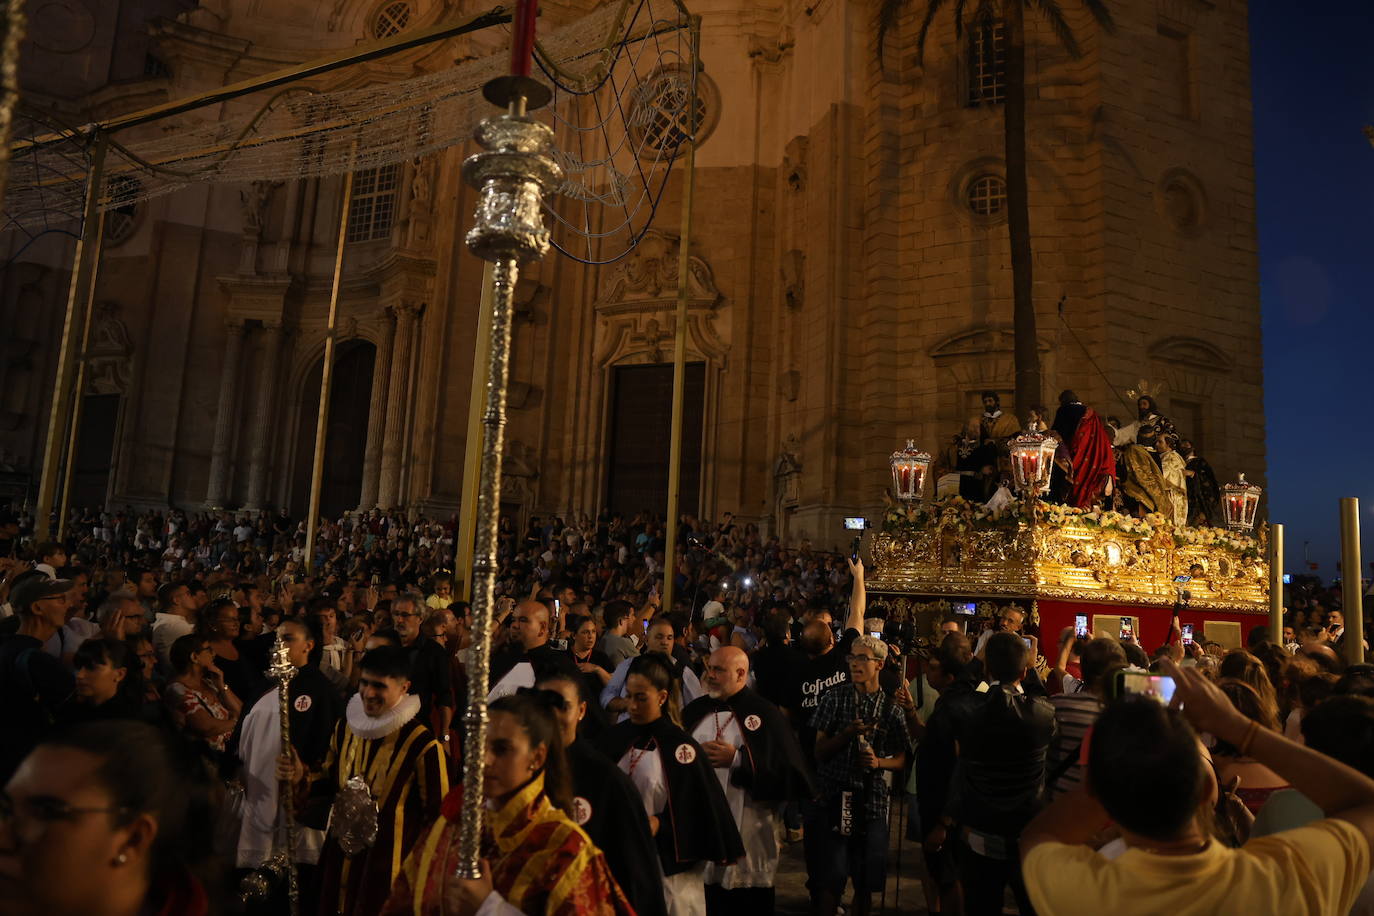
[0,0,1264,547]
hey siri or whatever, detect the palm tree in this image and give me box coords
[880,0,1114,423]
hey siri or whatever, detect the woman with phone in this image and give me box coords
[163,633,242,762]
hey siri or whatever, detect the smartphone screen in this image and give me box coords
[869,630,883,639]
[1181,623,1194,646]
[1074,614,1088,639]
[1020,636,1032,649]
[954,602,977,616]
[1119,616,1134,640]
[1118,670,1176,705]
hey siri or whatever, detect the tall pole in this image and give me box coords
[660,16,700,618]
[1341,498,1363,665]
[454,0,562,878]
[455,262,496,601]
[35,133,108,542]
[305,158,356,574]
[56,180,109,540]
[1268,523,1284,644]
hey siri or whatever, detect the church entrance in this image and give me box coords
[291,341,376,519]
[70,393,121,511]
[606,362,704,518]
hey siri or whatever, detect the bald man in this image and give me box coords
[684,647,816,916]
[488,599,581,701]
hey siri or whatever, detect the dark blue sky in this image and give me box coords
[1252,2,1374,582]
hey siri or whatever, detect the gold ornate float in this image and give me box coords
[867,498,1269,614]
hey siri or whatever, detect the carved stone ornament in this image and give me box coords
[85,302,133,395]
[239,180,280,236]
[597,229,720,310]
[774,434,802,508]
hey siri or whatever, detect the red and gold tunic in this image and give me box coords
[382,773,636,916]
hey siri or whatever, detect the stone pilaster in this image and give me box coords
[376,303,417,509]
[358,309,396,510]
[204,317,246,508]
[244,321,283,510]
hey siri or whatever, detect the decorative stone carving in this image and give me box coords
[748,28,795,65]
[407,157,434,245]
[239,180,279,236]
[774,434,802,509]
[597,229,720,309]
[85,303,132,395]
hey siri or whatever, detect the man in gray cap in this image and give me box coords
[0,576,77,782]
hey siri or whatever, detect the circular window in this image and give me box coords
[102,175,142,247]
[372,1,412,39]
[628,65,719,157]
[966,174,1006,216]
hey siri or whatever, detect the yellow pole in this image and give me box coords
[1268,522,1284,645]
[659,15,700,617]
[35,133,107,542]
[305,161,356,574]
[1341,498,1363,665]
[455,262,496,601]
[56,179,108,540]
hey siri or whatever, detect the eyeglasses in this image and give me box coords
[0,792,130,839]
[846,655,879,664]
[392,611,419,620]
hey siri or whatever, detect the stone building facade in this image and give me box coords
[0,0,1264,547]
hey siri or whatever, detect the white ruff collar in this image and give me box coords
[345,692,421,741]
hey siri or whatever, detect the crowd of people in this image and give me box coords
[2,503,1374,916]
[937,390,1224,527]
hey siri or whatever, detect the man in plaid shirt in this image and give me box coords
[810,634,909,916]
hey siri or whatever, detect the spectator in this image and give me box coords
[425,574,453,610]
[1213,678,1291,816]
[809,634,909,916]
[308,596,353,696]
[165,633,242,760]
[62,636,144,723]
[567,612,614,692]
[390,590,454,745]
[0,720,217,915]
[1046,636,1127,797]
[598,600,640,668]
[0,576,77,782]
[952,631,1057,916]
[201,596,263,704]
[1021,659,1374,915]
[98,594,144,640]
[151,581,197,669]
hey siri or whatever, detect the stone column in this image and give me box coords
[204,318,247,508]
[357,310,396,510]
[244,321,284,510]
[377,303,417,509]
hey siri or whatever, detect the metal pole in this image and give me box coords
[455,89,562,878]
[660,16,700,617]
[305,157,356,574]
[1341,498,1363,664]
[56,181,108,541]
[455,262,496,601]
[1268,523,1284,644]
[35,133,107,542]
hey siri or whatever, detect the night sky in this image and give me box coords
[1252,1,1374,582]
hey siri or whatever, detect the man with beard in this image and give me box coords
[1181,439,1222,527]
[1116,396,1174,516]
[1051,391,1117,509]
[685,647,815,916]
[972,391,1020,448]
[792,558,867,762]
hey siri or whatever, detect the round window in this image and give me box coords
[966,174,1006,217]
[372,1,412,39]
[628,65,719,157]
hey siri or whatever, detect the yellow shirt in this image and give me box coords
[425,594,452,610]
[1024,819,1369,916]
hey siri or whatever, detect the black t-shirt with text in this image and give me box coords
[789,628,858,765]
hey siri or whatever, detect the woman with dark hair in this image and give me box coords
[201,596,264,703]
[61,637,144,723]
[0,719,218,915]
[165,632,242,757]
[566,613,614,692]
[599,653,743,916]
[382,690,635,916]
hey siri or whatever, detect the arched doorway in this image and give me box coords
[291,340,376,519]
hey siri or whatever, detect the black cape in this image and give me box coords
[682,687,816,804]
[567,739,668,916]
[599,716,745,876]
[287,665,343,769]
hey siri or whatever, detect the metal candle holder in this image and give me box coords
[454,97,563,879]
[239,631,300,913]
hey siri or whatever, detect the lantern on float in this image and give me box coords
[1008,432,1058,498]
[889,440,932,502]
[1221,473,1262,532]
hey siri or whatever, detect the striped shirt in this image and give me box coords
[1047,692,1103,798]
